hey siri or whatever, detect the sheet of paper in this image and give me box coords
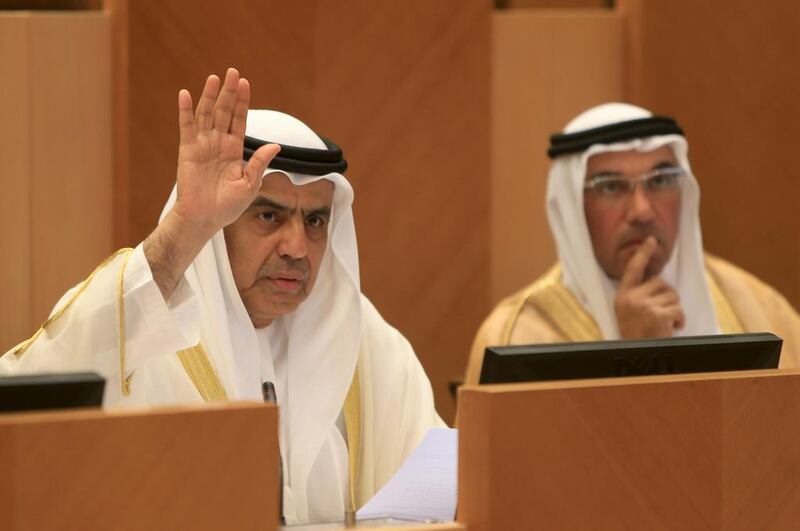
[356,427,457,523]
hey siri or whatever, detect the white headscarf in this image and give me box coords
[546,102,719,339]
[160,110,362,521]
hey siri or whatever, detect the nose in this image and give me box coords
[626,183,656,224]
[276,217,308,259]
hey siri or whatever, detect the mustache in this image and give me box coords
[256,258,309,280]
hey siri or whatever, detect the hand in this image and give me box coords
[172,67,280,238]
[144,68,279,300]
[614,236,686,339]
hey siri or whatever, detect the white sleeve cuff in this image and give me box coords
[122,244,201,370]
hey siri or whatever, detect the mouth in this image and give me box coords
[266,275,305,293]
[619,235,660,251]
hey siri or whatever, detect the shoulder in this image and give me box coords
[705,253,800,369]
[464,265,563,385]
[705,253,785,301]
[704,252,800,326]
[475,264,564,346]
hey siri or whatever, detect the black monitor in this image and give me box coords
[479,332,782,385]
[0,372,105,413]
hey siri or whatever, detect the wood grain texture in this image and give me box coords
[110,0,491,424]
[28,13,113,328]
[458,369,800,530]
[0,15,32,351]
[491,9,623,303]
[620,0,800,310]
[0,12,112,352]
[0,403,278,531]
[501,0,610,7]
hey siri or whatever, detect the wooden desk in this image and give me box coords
[0,403,278,531]
[458,369,800,530]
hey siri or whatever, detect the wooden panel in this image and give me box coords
[458,369,800,530]
[500,0,610,7]
[0,1,102,8]
[0,15,32,351]
[111,0,315,248]
[28,13,112,326]
[0,403,278,531]
[620,0,800,309]
[111,0,491,424]
[491,10,623,303]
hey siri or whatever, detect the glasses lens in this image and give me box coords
[644,168,683,192]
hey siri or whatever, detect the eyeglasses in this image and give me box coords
[583,166,685,199]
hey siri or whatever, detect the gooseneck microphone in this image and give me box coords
[262,381,285,526]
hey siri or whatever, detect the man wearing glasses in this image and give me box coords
[464,102,800,385]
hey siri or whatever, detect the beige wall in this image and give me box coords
[491,9,624,304]
[0,12,112,351]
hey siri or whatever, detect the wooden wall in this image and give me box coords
[108,0,491,424]
[0,11,112,351]
[620,0,800,309]
[491,9,623,303]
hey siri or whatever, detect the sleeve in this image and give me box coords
[0,244,201,396]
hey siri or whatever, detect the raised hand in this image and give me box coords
[614,236,686,339]
[144,68,279,299]
[171,68,280,237]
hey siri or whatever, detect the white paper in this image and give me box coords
[356,427,457,523]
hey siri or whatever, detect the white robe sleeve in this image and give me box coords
[0,244,201,403]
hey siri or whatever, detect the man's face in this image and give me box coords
[583,146,682,280]
[224,172,334,328]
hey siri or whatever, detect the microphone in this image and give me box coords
[262,382,285,526]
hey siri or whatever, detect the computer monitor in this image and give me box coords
[479,332,782,385]
[0,372,105,413]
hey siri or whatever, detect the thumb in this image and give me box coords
[245,143,281,189]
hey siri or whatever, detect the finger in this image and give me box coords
[663,304,686,330]
[177,89,195,145]
[212,67,240,133]
[195,74,220,131]
[245,143,281,190]
[229,77,250,139]
[650,289,680,307]
[620,236,658,290]
[640,276,676,296]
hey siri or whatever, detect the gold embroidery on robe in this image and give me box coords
[503,262,744,342]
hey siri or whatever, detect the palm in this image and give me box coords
[177,130,248,226]
[172,69,279,234]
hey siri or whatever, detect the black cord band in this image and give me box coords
[547,116,684,159]
[243,134,348,175]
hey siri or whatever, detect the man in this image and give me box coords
[464,102,800,385]
[1,68,443,524]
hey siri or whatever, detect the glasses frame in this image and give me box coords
[583,166,685,198]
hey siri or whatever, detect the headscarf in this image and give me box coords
[159,109,361,521]
[545,102,719,339]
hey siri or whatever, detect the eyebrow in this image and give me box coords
[249,196,332,218]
